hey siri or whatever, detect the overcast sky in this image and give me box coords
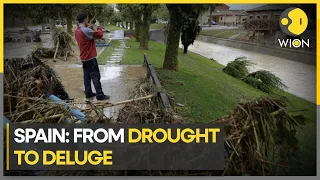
[227,4,265,10]
[112,4,265,12]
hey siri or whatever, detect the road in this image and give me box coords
[181,40,316,103]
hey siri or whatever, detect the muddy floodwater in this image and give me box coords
[182,40,316,103]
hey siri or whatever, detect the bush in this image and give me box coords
[244,70,287,93]
[222,57,253,79]
[243,76,269,92]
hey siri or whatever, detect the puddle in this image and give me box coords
[5,28,146,121]
[101,65,123,81]
[110,30,125,40]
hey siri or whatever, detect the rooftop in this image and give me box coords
[210,9,248,16]
[246,4,315,12]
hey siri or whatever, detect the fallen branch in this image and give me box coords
[53,41,59,61]
[82,94,155,110]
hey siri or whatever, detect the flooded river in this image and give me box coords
[182,40,316,103]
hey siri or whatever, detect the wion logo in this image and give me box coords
[278,7,309,48]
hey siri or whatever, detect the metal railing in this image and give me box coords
[244,19,280,31]
[143,53,173,114]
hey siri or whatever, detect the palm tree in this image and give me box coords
[203,5,217,27]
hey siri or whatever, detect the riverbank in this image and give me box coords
[122,38,316,175]
[196,35,316,66]
[182,39,316,103]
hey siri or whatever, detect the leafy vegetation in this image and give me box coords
[244,70,288,93]
[150,23,166,30]
[181,9,202,53]
[222,57,253,79]
[216,96,300,175]
[52,27,73,60]
[122,39,316,175]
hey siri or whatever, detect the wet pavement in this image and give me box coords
[182,40,316,103]
[50,30,146,120]
[96,30,145,119]
[4,33,53,59]
[50,63,146,120]
[5,27,146,120]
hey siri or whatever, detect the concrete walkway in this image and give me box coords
[97,30,146,119]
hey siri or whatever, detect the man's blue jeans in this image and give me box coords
[82,58,105,98]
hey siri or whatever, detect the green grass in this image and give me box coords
[106,25,127,31]
[97,40,120,64]
[200,29,246,39]
[150,23,166,30]
[123,38,264,121]
[122,38,316,175]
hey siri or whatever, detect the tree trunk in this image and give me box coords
[66,13,73,34]
[60,15,65,30]
[140,5,152,50]
[22,18,28,30]
[41,19,45,31]
[183,45,188,53]
[125,22,128,29]
[51,19,56,28]
[209,9,213,27]
[12,17,16,27]
[163,5,183,71]
[130,21,133,30]
[134,21,141,42]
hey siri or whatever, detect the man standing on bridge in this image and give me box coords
[75,12,110,100]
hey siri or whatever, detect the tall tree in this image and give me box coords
[181,5,204,53]
[163,4,192,70]
[139,4,159,49]
[110,12,123,25]
[29,5,54,31]
[117,4,143,42]
[53,4,78,33]
[79,4,106,22]
[203,5,220,26]
[100,5,115,26]
[153,4,169,22]
[4,4,33,30]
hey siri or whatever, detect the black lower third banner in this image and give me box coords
[5,124,224,170]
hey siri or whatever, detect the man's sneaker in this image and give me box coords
[97,95,110,100]
[86,93,96,98]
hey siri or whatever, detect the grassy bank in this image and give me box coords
[200,28,245,39]
[122,38,316,175]
[106,25,127,31]
[150,23,166,30]
[97,40,120,64]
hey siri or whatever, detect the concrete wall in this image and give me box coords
[217,15,247,25]
[149,29,167,44]
[146,30,315,66]
[196,35,316,66]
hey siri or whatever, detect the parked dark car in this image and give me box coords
[211,21,217,25]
